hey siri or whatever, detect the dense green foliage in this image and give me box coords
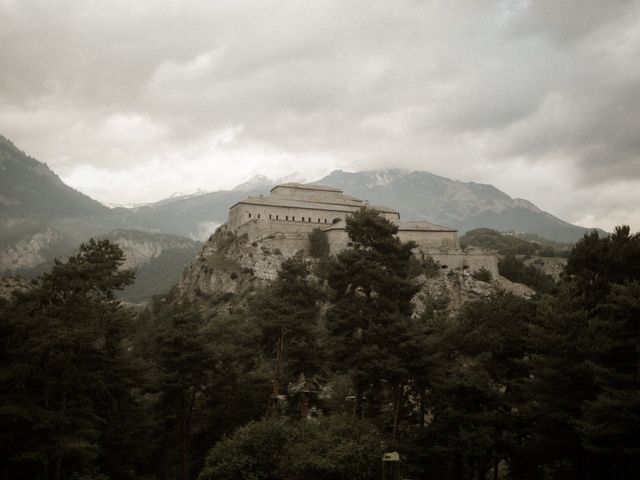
[324,209,424,433]
[471,266,493,282]
[307,228,330,258]
[2,220,639,479]
[461,227,571,257]
[199,415,382,480]
[118,246,201,302]
[565,225,640,304]
[248,257,324,416]
[0,240,141,479]
[498,254,557,293]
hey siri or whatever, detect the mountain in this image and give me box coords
[0,134,604,296]
[0,135,128,274]
[0,135,108,218]
[312,169,602,243]
[0,136,201,303]
[124,188,268,240]
[131,169,601,243]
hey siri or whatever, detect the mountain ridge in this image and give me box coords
[0,135,607,295]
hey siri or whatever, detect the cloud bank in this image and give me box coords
[1,0,639,230]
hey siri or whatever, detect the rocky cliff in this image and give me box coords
[0,227,63,271]
[174,226,533,316]
[100,229,200,270]
[0,276,33,301]
[175,227,289,305]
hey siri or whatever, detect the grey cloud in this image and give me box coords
[0,0,639,229]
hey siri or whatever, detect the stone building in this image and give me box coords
[227,183,399,231]
[227,183,460,254]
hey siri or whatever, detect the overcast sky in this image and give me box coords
[1,0,639,231]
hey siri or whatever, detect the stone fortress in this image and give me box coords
[227,183,458,252]
[222,183,498,275]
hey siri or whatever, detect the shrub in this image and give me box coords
[472,267,493,282]
[198,416,382,480]
[308,228,330,258]
[498,255,556,293]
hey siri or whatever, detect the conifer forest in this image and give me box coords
[1,211,639,480]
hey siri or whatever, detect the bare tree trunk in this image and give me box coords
[392,383,404,440]
[420,387,425,428]
[269,331,284,418]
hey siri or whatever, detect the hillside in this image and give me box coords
[124,187,266,240]
[0,135,127,273]
[460,228,571,257]
[128,169,603,244]
[0,134,603,300]
[0,137,201,291]
[0,135,108,218]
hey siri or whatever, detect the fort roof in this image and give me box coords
[270,183,343,193]
[323,220,457,232]
[231,195,398,213]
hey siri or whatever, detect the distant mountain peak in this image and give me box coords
[0,134,108,218]
[169,188,208,199]
[312,168,601,242]
[363,169,411,187]
[232,175,273,192]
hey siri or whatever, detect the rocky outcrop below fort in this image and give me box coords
[412,270,533,317]
[175,227,292,304]
[175,226,534,315]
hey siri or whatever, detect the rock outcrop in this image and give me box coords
[0,228,63,271]
[175,227,291,304]
[0,276,33,301]
[175,225,534,316]
[100,229,200,270]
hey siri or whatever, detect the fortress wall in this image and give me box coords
[232,219,497,276]
[380,211,401,223]
[227,204,248,231]
[259,233,310,258]
[398,230,459,251]
[229,203,400,234]
[235,219,321,243]
[230,204,354,231]
[325,229,352,254]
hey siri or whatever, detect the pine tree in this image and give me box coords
[153,303,215,480]
[0,239,138,480]
[149,302,270,480]
[324,208,420,432]
[406,293,537,480]
[248,257,324,416]
[577,282,640,476]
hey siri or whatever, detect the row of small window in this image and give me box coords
[248,212,329,223]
